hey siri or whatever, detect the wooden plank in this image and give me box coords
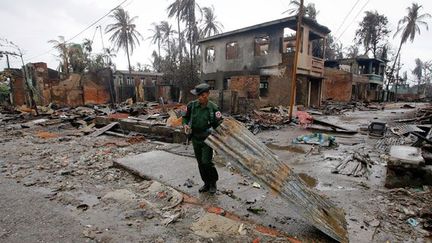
[89,122,119,137]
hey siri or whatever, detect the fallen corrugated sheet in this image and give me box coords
[390,124,424,136]
[205,118,348,243]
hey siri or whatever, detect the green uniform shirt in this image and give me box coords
[183,100,222,139]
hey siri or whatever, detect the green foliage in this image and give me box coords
[68,43,86,73]
[0,82,10,103]
[355,11,390,58]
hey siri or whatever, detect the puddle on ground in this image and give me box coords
[266,144,306,153]
[298,173,318,188]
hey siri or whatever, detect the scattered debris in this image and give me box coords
[76,204,89,211]
[332,152,376,178]
[293,133,336,147]
[296,111,313,127]
[36,131,59,139]
[183,178,195,188]
[247,207,267,215]
[311,118,357,134]
[391,124,424,136]
[368,121,387,137]
[407,218,419,227]
[375,136,416,152]
[161,211,182,226]
[252,182,261,189]
[89,122,119,137]
[396,106,432,124]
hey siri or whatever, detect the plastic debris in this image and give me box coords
[293,133,336,147]
[252,182,261,189]
[407,218,419,227]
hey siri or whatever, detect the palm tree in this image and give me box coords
[167,0,201,79]
[167,0,185,63]
[159,21,177,57]
[102,47,116,67]
[105,7,142,100]
[390,3,431,85]
[283,0,319,19]
[48,36,69,74]
[105,8,142,68]
[148,22,163,59]
[82,38,93,54]
[200,6,224,38]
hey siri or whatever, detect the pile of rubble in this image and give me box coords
[373,187,432,240]
[233,106,291,134]
[317,100,384,115]
[396,106,432,124]
[0,101,186,142]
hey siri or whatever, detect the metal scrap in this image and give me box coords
[390,125,424,136]
[205,118,348,243]
[375,136,416,152]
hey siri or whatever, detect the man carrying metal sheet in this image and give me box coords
[182,83,223,194]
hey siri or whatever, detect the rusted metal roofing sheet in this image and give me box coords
[390,124,424,136]
[205,118,348,242]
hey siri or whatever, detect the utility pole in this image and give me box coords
[6,54,10,68]
[288,0,304,121]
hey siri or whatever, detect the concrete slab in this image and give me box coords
[389,145,425,167]
[114,150,330,241]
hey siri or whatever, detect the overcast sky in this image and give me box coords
[1,0,431,84]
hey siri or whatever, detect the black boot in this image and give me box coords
[208,182,217,194]
[198,184,210,193]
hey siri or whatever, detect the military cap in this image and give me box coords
[190,83,210,95]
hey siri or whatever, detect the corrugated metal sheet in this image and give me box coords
[390,124,424,136]
[205,118,348,242]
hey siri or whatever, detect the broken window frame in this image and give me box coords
[254,35,270,56]
[205,47,216,63]
[282,36,296,53]
[226,41,239,60]
[223,78,231,90]
[259,77,269,97]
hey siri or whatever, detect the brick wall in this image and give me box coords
[323,68,353,102]
[229,75,260,99]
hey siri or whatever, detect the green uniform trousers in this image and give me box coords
[191,137,219,185]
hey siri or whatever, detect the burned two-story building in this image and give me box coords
[324,56,387,102]
[198,16,331,112]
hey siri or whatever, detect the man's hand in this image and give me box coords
[184,125,191,135]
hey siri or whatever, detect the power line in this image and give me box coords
[64,0,128,44]
[25,0,128,62]
[336,0,371,42]
[90,26,99,45]
[334,0,361,36]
